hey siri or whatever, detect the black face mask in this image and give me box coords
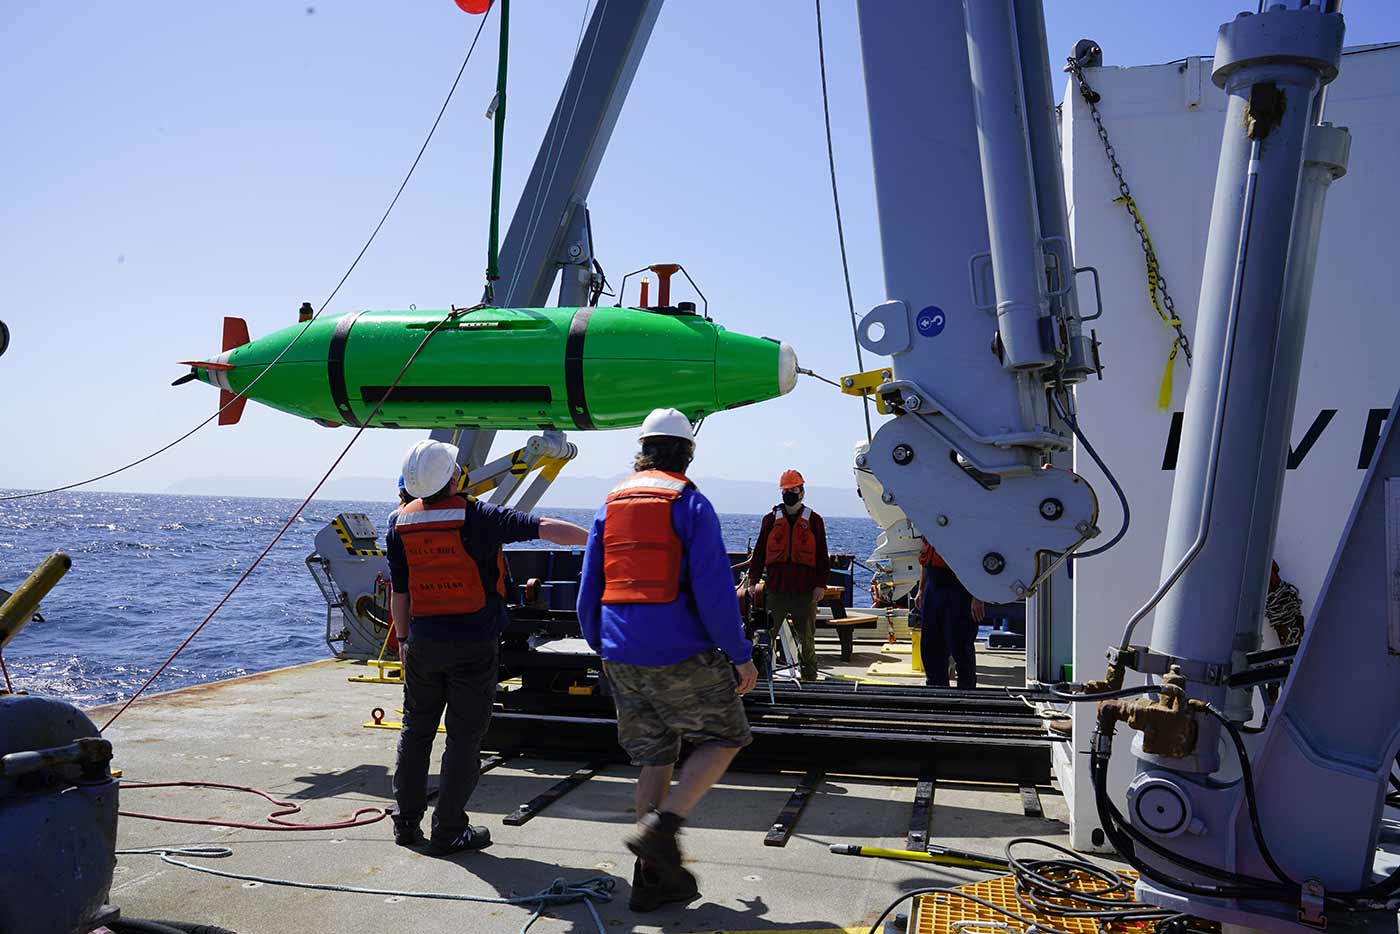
[782,490,801,507]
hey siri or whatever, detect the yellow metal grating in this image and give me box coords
[909,870,1215,934]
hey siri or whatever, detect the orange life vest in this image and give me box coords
[601,470,692,604]
[396,495,507,617]
[765,506,817,567]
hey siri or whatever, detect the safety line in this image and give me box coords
[1,11,493,503]
[119,780,386,831]
[99,306,480,731]
[798,366,841,389]
[814,0,872,441]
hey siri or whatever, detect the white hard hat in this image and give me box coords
[638,407,695,443]
[401,440,461,498]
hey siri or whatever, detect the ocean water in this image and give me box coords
[0,490,881,706]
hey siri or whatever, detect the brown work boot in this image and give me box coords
[628,858,699,912]
[625,810,685,883]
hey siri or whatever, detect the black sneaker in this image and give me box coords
[427,824,493,856]
[628,858,699,912]
[393,820,426,848]
[624,811,685,881]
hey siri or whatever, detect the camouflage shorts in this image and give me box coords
[604,650,753,767]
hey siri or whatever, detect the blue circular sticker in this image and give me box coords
[916,305,946,337]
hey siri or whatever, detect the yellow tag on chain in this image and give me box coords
[1115,195,1181,410]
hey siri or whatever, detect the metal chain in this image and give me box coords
[1066,50,1193,367]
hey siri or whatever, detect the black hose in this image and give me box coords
[1095,708,1400,905]
[1052,389,1131,560]
[1239,709,1270,734]
[1004,838,1180,924]
[108,923,184,934]
[1092,749,1281,897]
[1198,702,1294,885]
[109,920,237,934]
[1046,683,1162,701]
[1089,724,1294,899]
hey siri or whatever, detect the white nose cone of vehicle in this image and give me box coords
[777,342,799,395]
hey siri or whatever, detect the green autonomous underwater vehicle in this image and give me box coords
[179,304,798,430]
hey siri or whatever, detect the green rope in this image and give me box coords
[485,0,510,302]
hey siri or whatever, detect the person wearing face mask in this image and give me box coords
[740,470,830,681]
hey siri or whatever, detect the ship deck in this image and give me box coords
[97,648,1075,934]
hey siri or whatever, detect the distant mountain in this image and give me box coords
[543,474,869,518]
[166,473,870,517]
[164,475,326,499]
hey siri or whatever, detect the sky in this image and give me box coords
[3,1,1396,500]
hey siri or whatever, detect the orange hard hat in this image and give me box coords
[779,469,805,490]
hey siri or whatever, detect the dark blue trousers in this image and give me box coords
[919,577,978,689]
[393,635,498,844]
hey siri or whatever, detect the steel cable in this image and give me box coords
[2,12,493,503]
[116,846,615,934]
[814,0,872,441]
[99,305,481,731]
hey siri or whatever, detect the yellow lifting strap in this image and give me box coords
[1113,195,1181,410]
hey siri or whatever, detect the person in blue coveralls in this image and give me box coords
[914,538,985,688]
[577,407,758,913]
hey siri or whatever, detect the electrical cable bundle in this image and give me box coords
[1005,838,1194,932]
[861,836,1212,934]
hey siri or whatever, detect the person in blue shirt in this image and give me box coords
[387,473,412,529]
[577,408,757,913]
[386,439,587,856]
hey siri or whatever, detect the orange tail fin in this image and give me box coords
[219,390,247,426]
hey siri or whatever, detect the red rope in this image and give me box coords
[119,780,387,831]
[100,306,479,732]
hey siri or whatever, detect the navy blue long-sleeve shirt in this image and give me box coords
[577,486,752,666]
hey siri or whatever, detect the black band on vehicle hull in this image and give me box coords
[328,311,365,427]
[565,308,595,430]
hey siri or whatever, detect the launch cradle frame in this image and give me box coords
[319,533,1059,787]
